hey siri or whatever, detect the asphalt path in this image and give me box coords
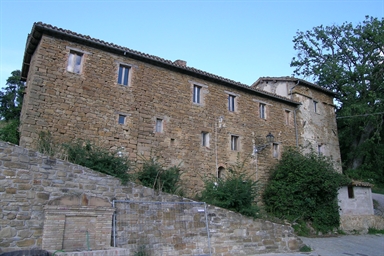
[255,234,384,256]
[257,193,384,256]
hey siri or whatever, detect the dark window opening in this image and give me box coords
[348,186,354,199]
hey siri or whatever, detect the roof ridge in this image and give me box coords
[25,22,301,105]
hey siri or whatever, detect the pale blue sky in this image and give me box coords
[0,0,383,88]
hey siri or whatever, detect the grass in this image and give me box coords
[367,228,384,235]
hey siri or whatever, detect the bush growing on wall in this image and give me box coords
[63,140,132,184]
[37,132,132,185]
[136,157,183,195]
[263,148,350,234]
[198,158,259,218]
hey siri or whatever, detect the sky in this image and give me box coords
[0,0,383,88]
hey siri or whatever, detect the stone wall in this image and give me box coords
[252,78,342,172]
[20,32,299,196]
[0,142,302,255]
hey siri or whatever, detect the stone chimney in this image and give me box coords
[174,59,187,67]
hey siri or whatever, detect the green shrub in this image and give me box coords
[137,157,183,195]
[134,244,150,256]
[198,158,259,218]
[37,131,61,157]
[0,119,20,144]
[263,148,350,234]
[299,245,312,252]
[368,228,384,234]
[63,139,132,184]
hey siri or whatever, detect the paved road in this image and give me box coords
[256,234,384,256]
[257,194,384,256]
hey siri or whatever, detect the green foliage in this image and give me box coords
[0,119,20,144]
[134,245,150,256]
[292,220,311,237]
[136,157,183,195]
[299,245,312,252]
[37,131,62,157]
[40,133,133,184]
[372,185,384,195]
[0,70,25,122]
[290,16,384,184]
[263,148,350,234]
[198,158,259,218]
[368,228,384,234]
[0,70,25,145]
[62,140,132,184]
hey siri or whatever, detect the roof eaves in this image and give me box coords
[21,22,300,106]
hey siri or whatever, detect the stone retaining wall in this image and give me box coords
[0,141,302,255]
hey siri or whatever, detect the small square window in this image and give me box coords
[67,51,83,74]
[193,85,201,104]
[156,118,163,133]
[228,95,235,112]
[118,65,130,86]
[118,114,126,124]
[231,135,239,151]
[259,103,266,119]
[202,132,210,147]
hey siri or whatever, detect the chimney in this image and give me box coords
[174,59,187,67]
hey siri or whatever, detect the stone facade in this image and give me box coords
[19,22,341,196]
[0,141,303,255]
[252,77,342,172]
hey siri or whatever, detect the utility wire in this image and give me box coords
[336,112,384,119]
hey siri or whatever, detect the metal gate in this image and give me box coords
[112,200,212,256]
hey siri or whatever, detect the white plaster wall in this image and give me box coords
[338,186,374,215]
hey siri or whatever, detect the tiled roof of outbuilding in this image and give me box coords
[22,22,301,105]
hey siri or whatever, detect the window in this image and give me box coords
[218,167,225,179]
[118,65,130,86]
[155,118,163,133]
[313,100,318,113]
[228,95,235,112]
[231,135,239,151]
[285,110,291,125]
[317,144,323,155]
[348,186,354,199]
[201,132,210,147]
[273,143,279,158]
[259,103,266,119]
[193,85,201,104]
[67,51,83,74]
[118,114,126,124]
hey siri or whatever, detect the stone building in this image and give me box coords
[19,22,341,195]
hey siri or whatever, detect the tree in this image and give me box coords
[290,16,384,183]
[0,70,25,144]
[263,148,350,234]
